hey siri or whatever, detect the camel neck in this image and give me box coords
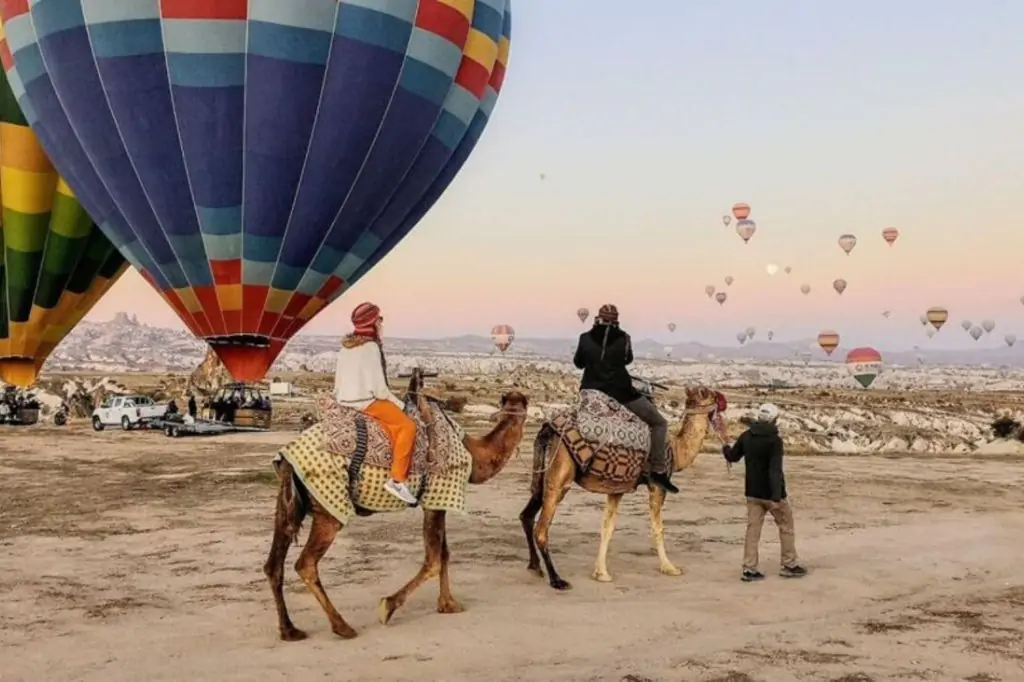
[467,416,524,484]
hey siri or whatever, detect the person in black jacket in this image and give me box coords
[723,403,807,581]
[573,304,678,494]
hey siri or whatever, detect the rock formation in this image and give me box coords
[189,348,233,394]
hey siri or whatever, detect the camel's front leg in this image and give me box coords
[592,493,623,582]
[436,512,463,614]
[379,510,445,625]
[649,485,682,576]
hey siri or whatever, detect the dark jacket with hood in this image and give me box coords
[724,421,786,501]
[573,323,641,404]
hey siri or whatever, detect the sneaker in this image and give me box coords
[384,479,417,505]
[650,472,680,494]
[780,565,807,578]
[741,569,765,582]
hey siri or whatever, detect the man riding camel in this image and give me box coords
[333,302,418,505]
[573,304,678,494]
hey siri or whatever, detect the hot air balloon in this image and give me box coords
[961,320,972,331]
[833,278,847,295]
[784,266,792,274]
[576,307,589,324]
[731,202,750,220]
[800,284,811,295]
[881,227,899,246]
[0,0,513,383]
[736,331,747,344]
[725,276,734,286]
[838,234,857,255]
[715,292,727,305]
[882,310,891,319]
[845,347,882,388]
[969,325,983,341]
[735,219,756,243]
[1006,334,1016,347]
[705,285,715,298]
[667,322,676,333]
[721,215,731,227]
[817,330,840,356]
[491,324,514,353]
[982,319,995,334]
[745,326,756,339]
[926,328,935,339]
[664,345,673,359]
[767,330,774,341]
[765,263,779,276]
[0,68,128,387]
[918,314,928,326]
[926,307,948,331]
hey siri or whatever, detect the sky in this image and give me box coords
[86,0,1024,351]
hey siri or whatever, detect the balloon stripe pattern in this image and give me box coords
[490,323,513,352]
[0,63,126,387]
[0,0,511,382]
[845,347,882,388]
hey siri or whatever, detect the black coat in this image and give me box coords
[724,421,787,501]
[573,324,640,404]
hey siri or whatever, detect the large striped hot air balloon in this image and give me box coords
[0,0,512,382]
[845,347,882,388]
[925,307,948,331]
[881,227,899,246]
[491,324,514,353]
[0,67,126,387]
[817,330,840,356]
[731,203,750,220]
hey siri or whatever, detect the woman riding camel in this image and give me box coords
[333,302,418,504]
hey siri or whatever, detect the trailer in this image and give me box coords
[153,416,268,438]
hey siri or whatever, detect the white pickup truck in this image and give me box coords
[91,395,168,431]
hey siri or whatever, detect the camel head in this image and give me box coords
[684,385,718,412]
[490,391,529,424]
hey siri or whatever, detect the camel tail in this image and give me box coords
[273,458,309,543]
[530,426,554,496]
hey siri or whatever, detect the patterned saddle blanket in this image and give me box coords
[535,389,674,486]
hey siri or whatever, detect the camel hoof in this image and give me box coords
[660,564,683,577]
[280,627,308,642]
[437,598,464,614]
[550,578,572,591]
[591,570,613,583]
[378,597,398,625]
[332,624,358,639]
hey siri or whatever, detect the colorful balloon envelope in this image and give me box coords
[576,307,589,324]
[0,67,127,386]
[491,324,514,352]
[800,283,811,295]
[926,307,948,331]
[721,215,731,227]
[735,219,756,243]
[731,202,750,220]
[667,322,676,332]
[704,285,715,298]
[715,292,727,305]
[724,276,734,286]
[881,227,899,245]
[0,1,512,382]
[838,234,857,254]
[845,347,882,388]
[832,278,847,295]
[817,330,840,355]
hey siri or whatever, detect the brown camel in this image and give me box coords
[520,386,720,590]
[264,370,528,640]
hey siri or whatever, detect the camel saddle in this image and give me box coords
[535,389,675,486]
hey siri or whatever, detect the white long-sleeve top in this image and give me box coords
[332,341,403,411]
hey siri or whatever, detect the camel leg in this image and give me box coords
[534,449,575,591]
[649,485,683,576]
[378,509,445,625]
[592,493,623,583]
[294,506,357,639]
[263,475,307,641]
[519,491,544,577]
[436,513,463,614]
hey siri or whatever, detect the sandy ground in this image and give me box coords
[1,421,1023,682]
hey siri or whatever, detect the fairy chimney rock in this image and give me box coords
[190,348,233,394]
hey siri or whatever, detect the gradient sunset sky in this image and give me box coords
[86,0,1024,350]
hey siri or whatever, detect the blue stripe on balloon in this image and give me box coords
[343,0,418,23]
[248,21,332,65]
[81,0,160,23]
[166,53,245,88]
[87,20,163,59]
[195,206,242,236]
[171,85,244,211]
[335,3,413,53]
[471,2,503,36]
[28,0,86,40]
[249,0,338,32]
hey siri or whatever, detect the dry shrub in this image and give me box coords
[442,395,468,413]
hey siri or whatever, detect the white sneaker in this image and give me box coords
[384,479,417,505]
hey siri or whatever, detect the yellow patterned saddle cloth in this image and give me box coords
[534,390,674,486]
[275,396,471,525]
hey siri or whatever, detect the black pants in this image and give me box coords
[623,397,670,474]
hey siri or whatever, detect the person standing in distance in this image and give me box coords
[723,403,807,581]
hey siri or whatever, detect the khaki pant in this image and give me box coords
[743,497,798,570]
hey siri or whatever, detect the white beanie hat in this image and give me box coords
[756,403,779,422]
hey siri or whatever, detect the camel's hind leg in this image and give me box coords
[534,447,575,591]
[519,490,544,577]
[379,509,446,625]
[649,485,683,576]
[436,513,463,614]
[264,465,308,641]
[592,493,623,582]
[295,505,357,639]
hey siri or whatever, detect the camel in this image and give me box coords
[264,368,529,640]
[520,385,720,590]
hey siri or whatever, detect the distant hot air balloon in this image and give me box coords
[982,319,996,334]
[767,330,774,341]
[833,278,847,295]
[919,314,928,326]
[800,284,811,295]
[845,347,883,388]
[491,324,515,353]
[705,285,716,298]
[784,266,792,274]
[0,68,128,387]
[715,292,727,305]
[926,307,948,331]
[731,202,750,220]
[664,346,674,359]
[667,322,677,333]
[969,325,983,341]
[881,227,899,246]
[1006,334,1016,347]
[576,307,589,324]
[736,331,747,344]
[961,320,972,332]
[882,310,891,319]
[735,219,756,243]
[817,330,840,356]
[539,173,546,181]
[765,264,779,276]
[838,234,857,255]
[745,326,756,339]
[722,215,732,227]
[0,0,514,382]
[926,328,936,339]
[725,276,734,286]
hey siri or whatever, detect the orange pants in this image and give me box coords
[363,399,417,482]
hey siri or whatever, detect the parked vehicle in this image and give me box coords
[91,395,167,431]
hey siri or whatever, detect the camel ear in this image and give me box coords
[499,392,509,406]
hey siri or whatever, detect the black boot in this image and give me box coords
[650,472,679,494]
